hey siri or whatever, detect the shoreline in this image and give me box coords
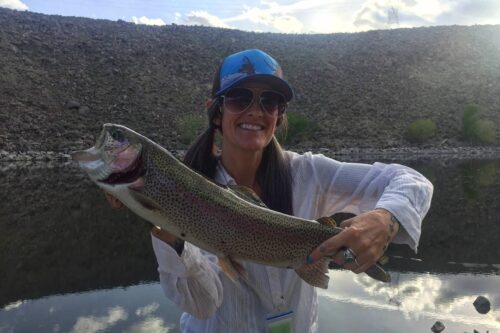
[1,146,500,164]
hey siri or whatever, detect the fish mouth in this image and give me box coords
[72,143,146,186]
[100,151,146,185]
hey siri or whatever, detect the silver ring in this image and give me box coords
[343,248,357,264]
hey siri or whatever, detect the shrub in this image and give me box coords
[176,113,205,145]
[474,119,496,144]
[279,112,319,145]
[405,119,436,143]
[462,105,497,144]
[462,105,481,141]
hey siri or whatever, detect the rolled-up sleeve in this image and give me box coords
[151,235,223,319]
[289,152,434,252]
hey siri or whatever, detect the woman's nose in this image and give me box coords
[245,96,264,115]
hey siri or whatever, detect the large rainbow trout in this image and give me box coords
[72,124,390,288]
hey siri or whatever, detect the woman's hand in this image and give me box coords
[151,225,178,244]
[103,189,181,252]
[104,192,124,209]
[308,209,399,274]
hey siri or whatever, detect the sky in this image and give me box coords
[1,0,500,34]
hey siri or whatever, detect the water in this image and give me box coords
[1,157,499,332]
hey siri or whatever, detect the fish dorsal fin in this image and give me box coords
[317,212,357,229]
[228,185,268,208]
[316,216,337,227]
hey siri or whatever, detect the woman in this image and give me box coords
[107,49,433,333]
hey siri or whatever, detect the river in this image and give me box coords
[0,156,499,332]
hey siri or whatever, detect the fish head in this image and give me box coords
[71,123,147,190]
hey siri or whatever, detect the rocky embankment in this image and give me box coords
[0,8,499,156]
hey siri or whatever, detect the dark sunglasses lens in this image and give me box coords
[224,88,253,112]
[261,91,286,115]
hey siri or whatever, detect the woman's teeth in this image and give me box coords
[239,123,263,130]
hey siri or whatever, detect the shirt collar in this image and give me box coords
[215,159,237,185]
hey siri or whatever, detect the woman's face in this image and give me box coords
[217,81,281,154]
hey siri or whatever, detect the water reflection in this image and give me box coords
[319,271,500,332]
[1,157,499,332]
[0,283,181,333]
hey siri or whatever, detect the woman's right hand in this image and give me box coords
[104,192,125,209]
[104,191,181,251]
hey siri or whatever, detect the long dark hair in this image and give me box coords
[183,64,293,215]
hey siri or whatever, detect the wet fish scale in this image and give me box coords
[72,124,390,288]
[140,145,339,265]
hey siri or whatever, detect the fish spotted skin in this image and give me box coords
[72,124,390,288]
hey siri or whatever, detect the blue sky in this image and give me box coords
[1,0,500,33]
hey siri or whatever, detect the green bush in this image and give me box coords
[475,119,496,144]
[462,105,497,144]
[462,105,481,141]
[405,119,436,143]
[279,112,319,145]
[176,113,205,145]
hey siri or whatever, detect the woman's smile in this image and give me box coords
[238,123,265,131]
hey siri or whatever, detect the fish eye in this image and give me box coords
[110,129,125,142]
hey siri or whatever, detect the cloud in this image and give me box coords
[183,11,231,29]
[132,16,166,26]
[124,317,174,333]
[437,0,500,25]
[225,2,305,33]
[0,0,28,10]
[353,0,451,30]
[135,302,160,317]
[353,0,500,31]
[3,300,25,311]
[70,306,128,333]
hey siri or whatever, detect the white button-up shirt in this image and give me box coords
[151,151,433,333]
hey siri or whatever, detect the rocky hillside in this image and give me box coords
[1,8,499,152]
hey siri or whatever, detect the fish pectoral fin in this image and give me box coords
[228,185,268,208]
[218,256,247,282]
[129,190,163,212]
[295,258,330,289]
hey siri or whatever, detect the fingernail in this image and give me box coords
[306,256,315,264]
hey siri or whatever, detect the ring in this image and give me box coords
[343,248,357,264]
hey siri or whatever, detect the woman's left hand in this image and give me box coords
[307,209,399,274]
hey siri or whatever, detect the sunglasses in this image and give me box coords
[220,87,287,116]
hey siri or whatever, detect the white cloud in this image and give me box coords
[183,11,231,28]
[124,317,174,333]
[3,300,25,311]
[135,302,160,317]
[226,2,305,33]
[70,306,128,333]
[438,0,500,25]
[273,15,304,33]
[132,16,166,26]
[0,0,28,10]
[352,0,500,31]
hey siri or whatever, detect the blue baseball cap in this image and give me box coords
[215,49,294,102]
